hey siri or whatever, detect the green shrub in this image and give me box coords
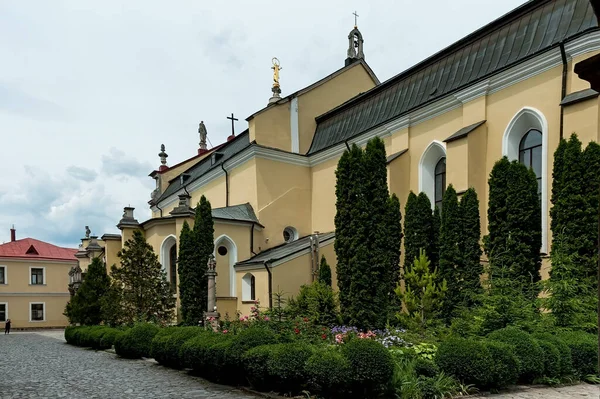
[100,328,123,349]
[114,323,160,359]
[535,338,561,378]
[64,326,78,345]
[414,358,439,378]
[306,347,351,398]
[485,340,520,387]
[488,327,544,382]
[533,332,573,377]
[226,326,279,382]
[558,331,598,377]
[205,339,235,383]
[74,326,93,347]
[243,345,275,391]
[182,332,224,374]
[436,338,492,388]
[342,338,394,398]
[151,327,204,368]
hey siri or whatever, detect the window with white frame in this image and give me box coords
[30,303,44,321]
[30,267,44,285]
[242,273,256,301]
[0,303,7,322]
[434,158,447,210]
[0,266,6,284]
[419,141,447,209]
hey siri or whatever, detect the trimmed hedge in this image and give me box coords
[436,337,519,389]
[533,332,573,377]
[305,347,351,399]
[535,339,561,378]
[151,327,204,368]
[114,323,160,359]
[558,331,598,377]
[488,327,544,382]
[182,332,229,376]
[341,338,395,398]
[100,328,124,349]
[64,326,123,350]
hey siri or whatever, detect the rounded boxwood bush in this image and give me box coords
[436,338,492,388]
[226,326,279,382]
[243,345,275,391]
[114,323,160,359]
[100,328,123,350]
[485,339,520,387]
[205,339,235,383]
[76,326,95,347]
[558,331,598,377]
[414,358,439,378]
[342,338,394,398]
[535,338,561,378]
[306,347,351,399]
[533,332,573,377]
[151,327,204,368]
[488,327,544,382]
[64,326,78,345]
[182,332,227,375]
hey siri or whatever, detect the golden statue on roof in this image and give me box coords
[272,57,281,88]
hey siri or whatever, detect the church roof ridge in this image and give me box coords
[246,59,379,122]
[308,0,599,155]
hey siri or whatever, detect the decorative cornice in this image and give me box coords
[454,80,490,103]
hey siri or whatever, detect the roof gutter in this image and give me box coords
[559,41,568,140]
[263,260,273,309]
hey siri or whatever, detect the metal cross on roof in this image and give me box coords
[353,11,359,27]
[227,113,238,136]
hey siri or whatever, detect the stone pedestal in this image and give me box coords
[205,254,220,331]
[203,311,220,332]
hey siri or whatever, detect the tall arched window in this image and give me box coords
[434,157,446,210]
[519,129,542,196]
[169,245,177,292]
[242,273,256,301]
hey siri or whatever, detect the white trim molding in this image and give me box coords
[419,140,447,208]
[159,235,177,283]
[29,302,45,322]
[214,234,238,297]
[502,106,549,254]
[29,266,46,286]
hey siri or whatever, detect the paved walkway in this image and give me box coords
[0,331,257,399]
[481,384,600,398]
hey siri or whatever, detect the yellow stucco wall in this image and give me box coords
[0,258,74,328]
[103,239,122,269]
[249,103,292,152]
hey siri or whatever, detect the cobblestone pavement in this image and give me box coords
[0,332,258,399]
[476,383,599,398]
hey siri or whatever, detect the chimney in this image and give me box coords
[10,225,16,242]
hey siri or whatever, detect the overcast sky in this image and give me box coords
[0,0,528,248]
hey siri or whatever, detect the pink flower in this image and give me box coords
[264,316,270,321]
[335,334,344,344]
[223,330,228,334]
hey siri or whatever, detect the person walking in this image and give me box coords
[4,319,11,334]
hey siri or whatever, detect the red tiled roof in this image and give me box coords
[0,238,77,262]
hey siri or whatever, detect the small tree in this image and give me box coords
[178,221,204,325]
[192,195,214,316]
[109,230,175,325]
[397,250,446,329]
[64,257,111,325]
[318,255,332,287]
[287,282,341,326]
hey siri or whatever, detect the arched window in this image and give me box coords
[169,245,177,292]
[242,273,256,301]
[519,129,542,196]
[434,158,446,210]
[214,235,238,297]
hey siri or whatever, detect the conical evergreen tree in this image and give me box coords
[192,195,214,319]
[438,185,461,320]
[459,188,483,307]
[318,255,332,287]
[403,191,420,270]
[431,204,441,272]
[581,141,600,281]
[484,157,511,278]
[550,138,568,237]
[387,193,403,314]
[64,256,111,325]
[178,221,204,325]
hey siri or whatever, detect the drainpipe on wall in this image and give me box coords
[263,261,273,308]
[250,222,257,256]
[309,236,316,282]
[155,202,163,218]
[559,41,568,140]
[344,140,351,151]
[220,163,229,207]
[314,231,320,278]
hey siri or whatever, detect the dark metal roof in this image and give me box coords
[560,88,599,105]
[308,0,598,155]
[386,149,408,164]
[212,203,260,225]
[157,130,251,203]
[236,232,335,267]
[444,120,487,143]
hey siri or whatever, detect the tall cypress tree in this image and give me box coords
[484,157,511,278]
[459,188,483,306]
[550,138,568,237]
[431,204,441,272]
[178,221,204,325]
[404,192,435,270]
[438,185,461,320]
[387,194,403,313]
[192,196,214,317]
[581,141,600,281]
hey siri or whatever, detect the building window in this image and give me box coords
[30,268,44,285]
[519,129,542,196]
[218,246,228,256]
[0,266,6,284]
[434,157,446,210]
[30,303,44,321]
[0,303,6,322]
[242,273,256,301]
[283,226,298,243]
[169,245,177,292]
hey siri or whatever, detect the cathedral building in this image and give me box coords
[79,0,599,319]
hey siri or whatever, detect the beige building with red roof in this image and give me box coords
[0,227,77,329]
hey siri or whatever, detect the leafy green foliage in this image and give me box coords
[487,327,544,383]
[459,188,483,307]
[305,347,351,398]
[108,230,175,325]
[386,193,403,315]
[64,257,111,325]
[341,338,395,398]
[397,250,447,329]
[286,281,340,326]
[532,332,573,377]
[438,185,461,320]
[150,326,203,368]
[557,331,598,377]
[317,255,332,287]
[404,192,437,274]
[191,196,214,318]
[114,322,160,359]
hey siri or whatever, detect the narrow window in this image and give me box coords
[519,129,542,196]
[0,304,6,322]
[31,268,44,285]
[31,303,44,321]
[0,266,5,284]
[169,245,177,292]
[434,157,447,210]
[250,275,256,301]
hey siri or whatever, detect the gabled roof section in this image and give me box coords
[560,88,599,105]
[444,120,486,143]
[236,232,335,267]
[0,238,77,262]
[386,149,408,164]
[246,59,379,121]
[308,0,598,155]
[156,130,252,203]
[141,203,263,228]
